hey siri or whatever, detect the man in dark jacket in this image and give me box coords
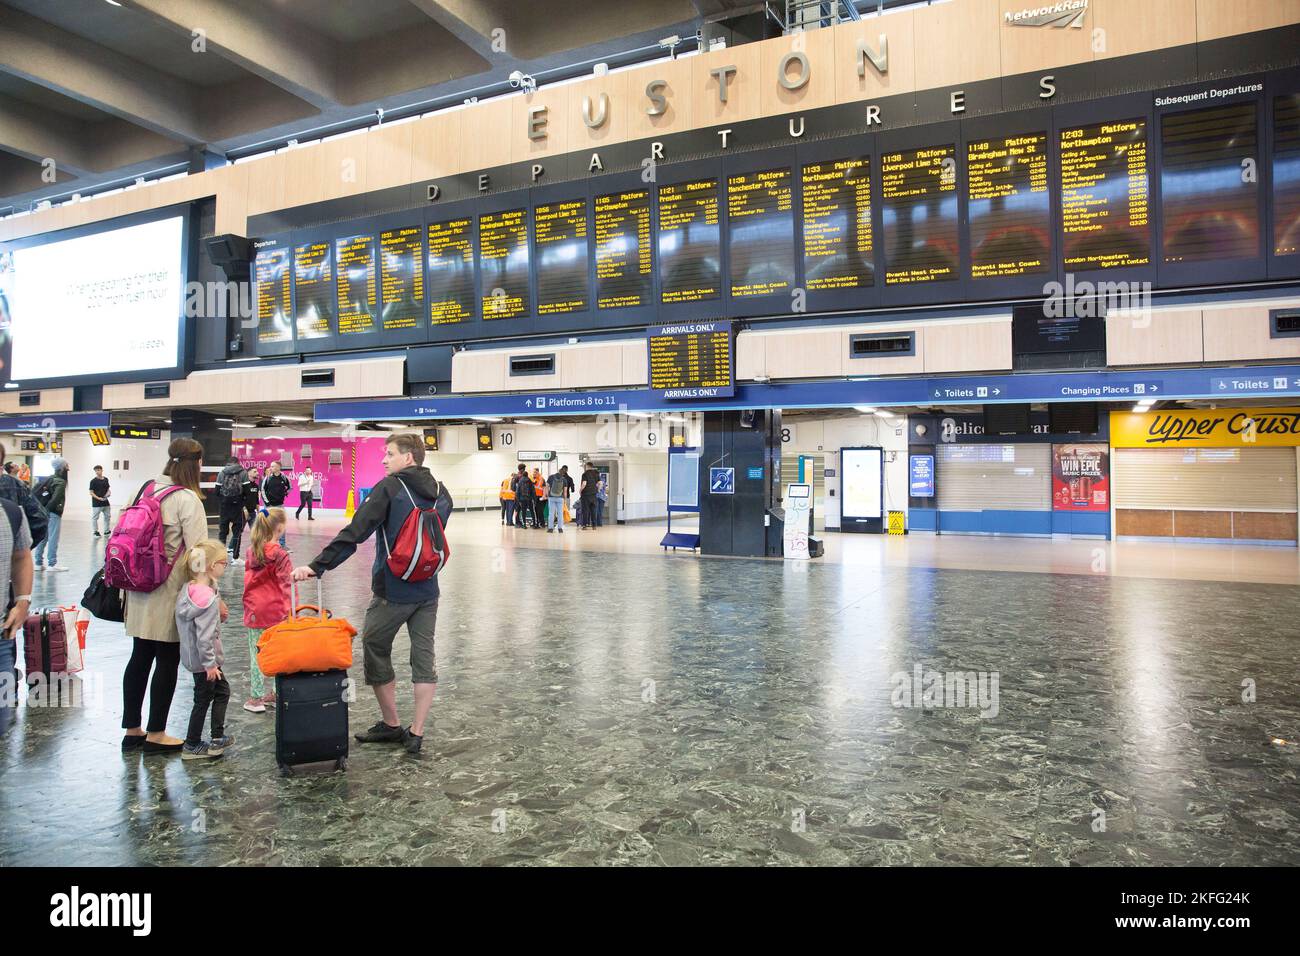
[0,442,45,549]
[242,467,261,529]
[33,459,68,571]
[261,462,291,507]
[511,464,534,528]
[216,457,248,562]
[293,434,448,755]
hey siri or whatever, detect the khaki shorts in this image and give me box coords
[360,596,438,686]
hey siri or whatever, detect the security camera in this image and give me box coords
[508,70,537,93]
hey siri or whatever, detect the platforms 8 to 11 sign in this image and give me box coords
[647,320,735,400]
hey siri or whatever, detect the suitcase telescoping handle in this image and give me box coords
[290,576,331,620]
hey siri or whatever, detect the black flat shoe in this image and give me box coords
[121,735,145,751]
[141,739,184,754]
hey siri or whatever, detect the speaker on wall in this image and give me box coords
[204,234,251,280]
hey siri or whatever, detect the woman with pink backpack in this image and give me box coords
[119,438,223,755]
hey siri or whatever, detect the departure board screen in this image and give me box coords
[658,178,721,303]
[479,208,529,320]
[801,157,873,290]
[254,246,291,345]
[1276,93,1300,257]
[335,233,377,336]
[881,145,959,285]
[293,242,333,340]
[595,190,652,309]
[426,218,474,325]
[1161,103,1259,263]
[1059,119,1151,270]
[967,133,1051,279]
[534,199,589,315]
[647,321,734,398]
[378,226,424,331]
[727,168,794,297]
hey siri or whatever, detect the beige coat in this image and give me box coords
[123,476,209,644]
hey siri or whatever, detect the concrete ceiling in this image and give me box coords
[0,0,702,212]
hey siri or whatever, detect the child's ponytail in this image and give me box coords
[249,507,287,565]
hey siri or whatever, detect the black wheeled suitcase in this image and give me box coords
[275,670,349,775]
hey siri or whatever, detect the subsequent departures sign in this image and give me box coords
[647,320,735,399]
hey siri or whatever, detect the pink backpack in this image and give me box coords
[104,481,187,593]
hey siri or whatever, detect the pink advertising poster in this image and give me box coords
[232,436,389,509]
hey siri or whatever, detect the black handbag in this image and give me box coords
[82,567,124,623]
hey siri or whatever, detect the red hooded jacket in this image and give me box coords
[243,541,293,628]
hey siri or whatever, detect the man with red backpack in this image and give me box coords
[292,434,450,756]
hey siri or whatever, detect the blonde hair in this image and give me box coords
[184,540,228,583]
[250,507,286,565]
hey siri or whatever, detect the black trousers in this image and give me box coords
[580,495,596,527]
[296,490,314,519]
[218,497,245,557]
[186,671,231,745]
[515,499,530,526]
[534,498,546,527]
[121,638,181,733]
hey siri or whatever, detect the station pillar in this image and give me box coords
[698,410,782,558]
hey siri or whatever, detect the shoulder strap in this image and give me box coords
[131,480,156,506]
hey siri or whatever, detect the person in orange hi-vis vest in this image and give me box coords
[499,473,516,526]
[531,468,546,527]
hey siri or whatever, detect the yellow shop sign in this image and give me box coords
[1110,408,1300,448]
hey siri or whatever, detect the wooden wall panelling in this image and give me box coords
[832,7,917,103]
[1196,0,1300,41]
[622,340,649,386]
[566,72,630,153]
[462,97,513,172]
[364,121,416,193]
[921,317,1013,373]
[1202,302,1300,362]
[511,89,569,165]
[625,55,693,139]
[760,25,838,117]
[410,110,464,183]
[1116,508,1174,536]
[316,131,369,202]
[1105,308,1204,365]
[914,0,1001,91]
[691,42,763,127]
[999,0,1094,76]
[1231,511,1298,540]
[280,143,325,210]
[1094,0,1197,60]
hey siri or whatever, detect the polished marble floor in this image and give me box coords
[1,513,1297,866]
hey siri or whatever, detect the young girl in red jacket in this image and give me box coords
[242,508,292,713]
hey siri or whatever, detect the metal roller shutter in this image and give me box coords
[936,444,1051,511]
[1113,447,1298,510]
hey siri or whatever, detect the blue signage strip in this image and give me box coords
[0,412,111,431]
[316,363,1300,422]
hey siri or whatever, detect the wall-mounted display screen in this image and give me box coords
[967,133,1051,279]
[658,178,721,303]
[727,167,794,298]
[1059,119,1151,270]
[534,199,588,315]
[336,234,377,335]
[293,241,333,341]
[6,215,186,380]
[595,189,652,309]
[426,218,474,325]
[479,208,529,320]
[881,145,959,285]
[254,244,292,346]
[1161,102,1259,263]
[1272,93,1300,258]
[378,226,424,331]
[647,320,733,398]
[841,447,883,520]
[801,157,873,291]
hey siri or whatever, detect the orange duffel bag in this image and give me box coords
[256,578,356,677]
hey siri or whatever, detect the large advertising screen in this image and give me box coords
[6,215,185,382]
[841,447,883,520]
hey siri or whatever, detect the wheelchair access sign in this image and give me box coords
[709,467,735,495]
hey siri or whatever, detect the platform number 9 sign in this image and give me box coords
[647,432,657,446]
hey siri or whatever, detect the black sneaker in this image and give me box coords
[354,720,405,744]
[402,727,423,755]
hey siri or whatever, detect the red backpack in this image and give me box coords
[381,478,451,582]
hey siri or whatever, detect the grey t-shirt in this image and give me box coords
[0,499,32,611]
